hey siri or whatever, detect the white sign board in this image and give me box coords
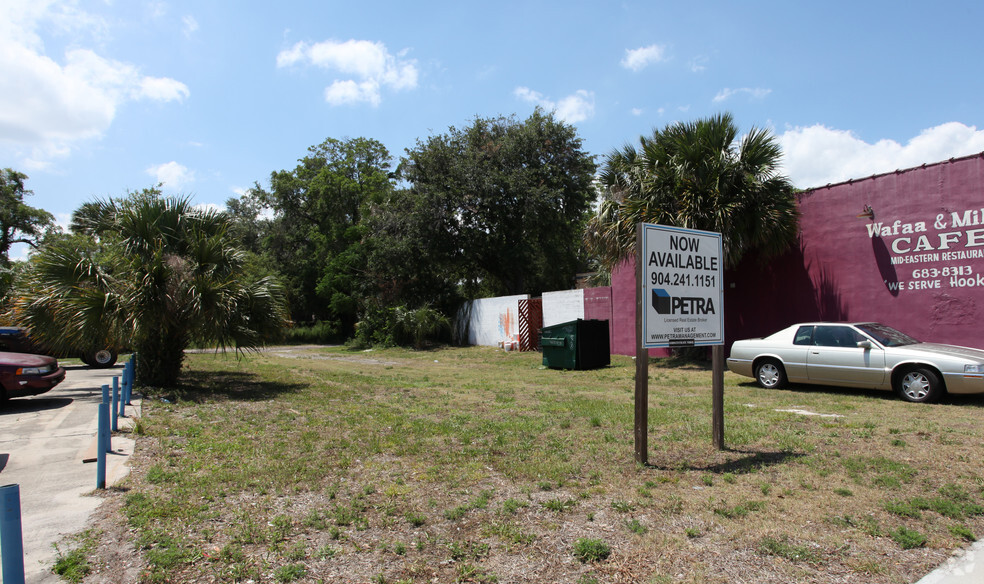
[640,223,724,348]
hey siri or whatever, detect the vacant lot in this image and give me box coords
[77,346,984,583]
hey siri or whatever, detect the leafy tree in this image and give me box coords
[251,137,394,336]
[586,112,798,272]
[392,109,597,300]
[0,169,55,300]
[16,190,288,387]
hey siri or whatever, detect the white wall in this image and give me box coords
[542,289,584,327]
[455,294,529,346]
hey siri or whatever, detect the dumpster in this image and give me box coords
[540,319,610,370]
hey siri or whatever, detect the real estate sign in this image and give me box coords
[640,223,724,348]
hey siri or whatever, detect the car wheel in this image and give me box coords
[896,367,943,403]
[755,359,787,389]
[87,349,118,369]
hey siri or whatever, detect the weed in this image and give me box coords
[316,545,338,559]
[543,498,577,512]
[51,531,96,583]
[760,535,820,563]
[714,500,765,519]
[890,527,927,549]
[456,563,498,583]
[883,500,922,519]
[834,487,854,497]
[625,518,647,535]
[501,498,528,515]
[685,527,702,538]
[274,563,306,582]
[573,538,611,563]
[483,521,536,545]
[949,524,975,541]
[405,511,427,527]
[447,540,490,561]
[611,500,634,513]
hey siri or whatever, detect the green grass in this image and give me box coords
[572,538,611,563]
[82,346,984,584]
[51,530,97,583]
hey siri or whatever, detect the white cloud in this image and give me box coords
[147,161,194,190]
[182,15,199,38]
[277,39,418,106]
[0,1,189,168]
[689,56,708,73]
[713,87,772,102]
[779,122,984,189]
[621,44,667,72]
[514,87,595,124]
[630,108,644,116]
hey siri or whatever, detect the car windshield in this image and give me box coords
[855,323,919,347]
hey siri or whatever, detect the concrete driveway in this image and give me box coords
[0,364,136,584]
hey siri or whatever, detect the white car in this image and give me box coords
[726,322,984,403]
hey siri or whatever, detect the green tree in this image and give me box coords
[16,190,288,387]
[0,169,55,300]
[586,112,798,272]
[251,137,394,336]
[393,109,597,300]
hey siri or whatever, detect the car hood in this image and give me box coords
[0,350,56,367]
[895,343,984,362]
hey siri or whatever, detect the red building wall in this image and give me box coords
[608,152,984,355]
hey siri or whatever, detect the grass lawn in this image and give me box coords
[82,345,984,583]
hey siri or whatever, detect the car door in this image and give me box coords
[806,325,886,386]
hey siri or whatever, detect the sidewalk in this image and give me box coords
[0,366,138,584]
[914,538,984,584]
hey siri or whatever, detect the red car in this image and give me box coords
[0,350,66,402]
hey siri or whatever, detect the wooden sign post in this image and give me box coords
[635,223,726,464]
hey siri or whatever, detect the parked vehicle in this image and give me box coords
[727,322,984,403]
[0,327,119,368]
[0,350,66,401]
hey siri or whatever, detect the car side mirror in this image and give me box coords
[856,340,872,349]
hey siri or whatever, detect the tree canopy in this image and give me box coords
[246,137,394,338]
[586,112,799,272]
[1,169,54,301]
[391,109,597,300]
[16,190,288,386]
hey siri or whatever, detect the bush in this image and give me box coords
[285,321,342,344]
[394,306,450,349]
[353,304,450,349]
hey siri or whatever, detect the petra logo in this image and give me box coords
[651,288,715,315]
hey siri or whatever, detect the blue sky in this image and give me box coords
[5,0,984,256]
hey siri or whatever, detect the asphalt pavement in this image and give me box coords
[0,364,137,584]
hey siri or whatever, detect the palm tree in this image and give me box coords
[15,190,288,387]
[586,112,799,271]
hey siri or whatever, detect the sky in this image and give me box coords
[5,0,984,258]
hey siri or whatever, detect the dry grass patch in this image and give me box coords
[80,345,984,583]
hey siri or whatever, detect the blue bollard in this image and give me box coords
[101,382,109,405]
[111,378,119,432]
[122,359,133,405]
[1,484,26,584]
[97,404,109,489]
[114,376,125,419]
[99,391,111,454]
